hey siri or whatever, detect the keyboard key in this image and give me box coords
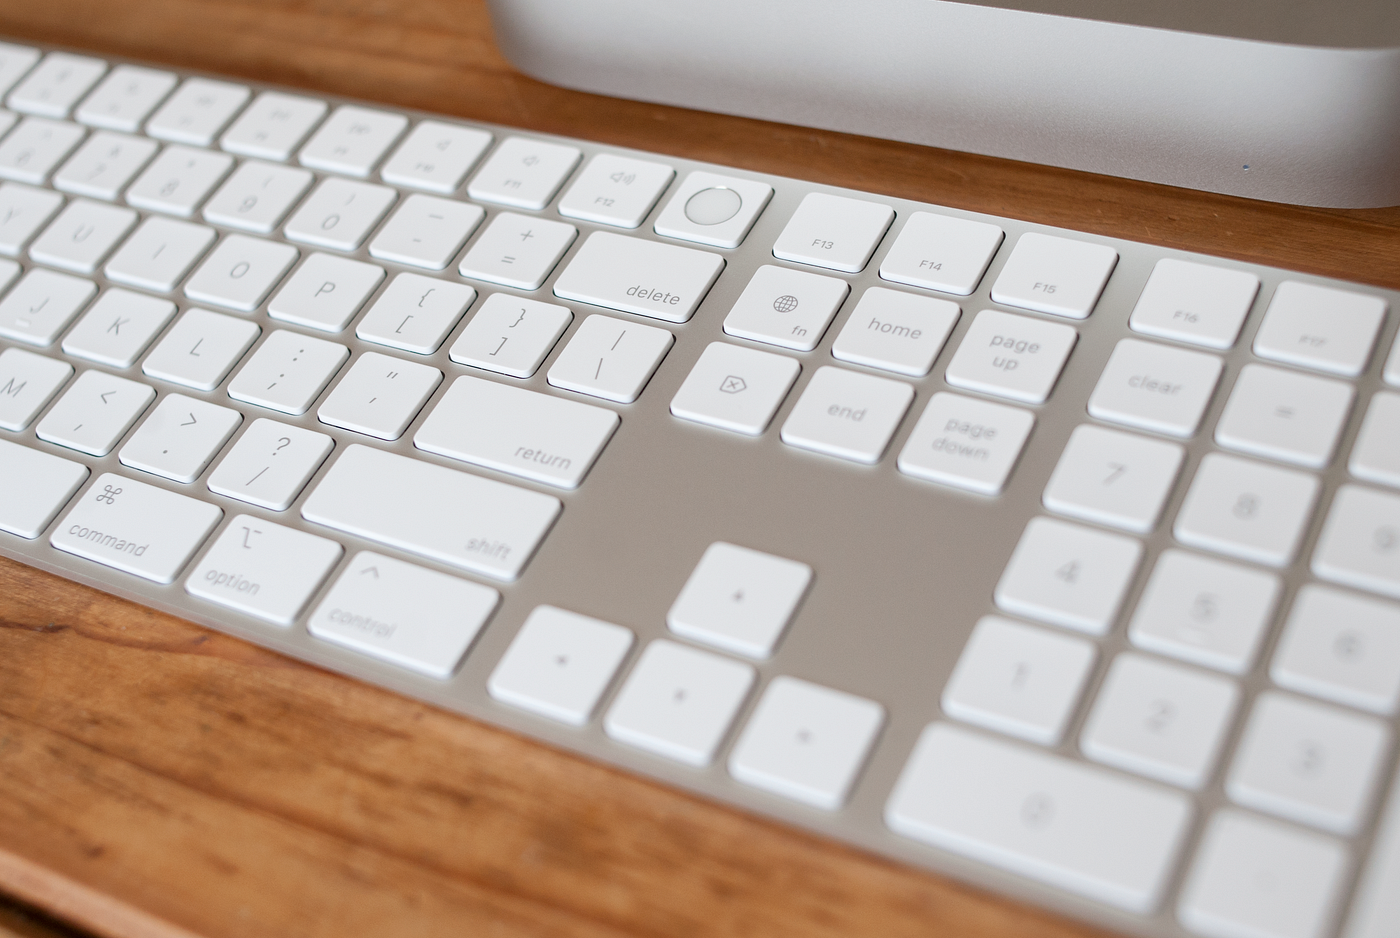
[467,136,580,210]
[779,365,913,464]
[1086,338,1223,437]
[355,273,477,354]
[0,43,40,100]
[771,192,894,273]
[557,152,674,228]
[0,116,85,184]
[74,65,177,132]
[51,471,222,583]
[1128,257,1259,350]
[944,308,1077,404]
[1348,771,1400,938]
[886,722,1190,913]
[368,193,483,270]
[35,369,154,456]
[604,639,755,766]
[7,52,105,118]
[206,418,333,511]
[1128,549,1281,675]
[300,443,561,581]
[145,78,249,146]
[941,616,1096,745]
[994,516,1142,634]
[1351,392,1400,488]
[61,288,176,367]
[728,676,884,810]
[667,542,812,659]
[1227,691,1388,835]
[487,605,633,724]
[1254,280,1387,377]
[878,211,1003,296]
[268,252,385,333]
[118,393,242,483]
[316,351,442,440]
[52,130,157,200]
[1174,453,1319,567]
[227,329,348,415]
[830,287,959,377]
[447,293,572,378]
[546,313,673,404]
[219,90,327,161]
[0,266,95,345]
[1312,484,1400,600]
[297,105,406,177]
[652,170,772,249]
[187,515,342,625]
[1214,364,1353,468]
[0,439,87,538]
[28,198,136,273]
[309,551,501,679]
[552,230,724,324]
[199,159,312,233]
[1271,585,1400,716]
[0,181,62,254]
[897,392,1034,495]
[184,234,298,311]
[0,346,71,431]
[414,374,618,489]
[456,211,575,290]
[990,232,1118,319]
[668,341,800,436]
[379,120,491,194]
[104,215,217,292]
[283,177,396,252]
[141,308,259,391]
[1080,653,1239,790]
[1042,424,1183,533]
[721,264,850,352]
[124,144,233,217]
[0,255,25,294]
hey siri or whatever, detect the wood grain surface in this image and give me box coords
[0,2,1395,937]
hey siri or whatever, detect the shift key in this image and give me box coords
[553,231,724,324]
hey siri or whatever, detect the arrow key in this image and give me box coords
[119,393,243,483]
[35,369,154,456]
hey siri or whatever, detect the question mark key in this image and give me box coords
[206,419,335,511]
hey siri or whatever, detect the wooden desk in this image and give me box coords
[0,3,1397,936]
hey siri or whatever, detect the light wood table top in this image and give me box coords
[0,2,1397,936]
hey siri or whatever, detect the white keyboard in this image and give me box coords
[1,40,1398,938]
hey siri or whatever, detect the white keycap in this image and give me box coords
[309,551,501,679]
[990,232,1118,319]
[35,369,154,456]
[124,144,233,217]
[297,105,406,177]
[995,516,1142,634]
[61,288,176,367]
[941,616,1096,745]
[379,120,492,194]
[667,542,813,659]
[267,252,384,332]
[457,211,576,291]
[206,418,333,511]
[183,234,298,311]
[1254,280,1387,377]
[0,439,87,538]
[1080,653,1239,790]
[219,91,327,161]
[355,272,477,355]
[729,676,884,810]
[944,308,1077,404]
[0,346,70,431]
[721,264,850,352]
[887,722,1190,913]
[1042,424,1184,533]
[652,170,772,249]
[118,393,242,484]
[779,365,913,464]
[1179,811,1346,938]
[28,198,136,273]
[1313,484,1400,600]
[447,293,572,379]
[546,313,673,404]
[878,211,1004,296]
[1174,453,1319,567]
[1215,364,1353,468]
[1086,338,1223,437]
[669,341,800,436]
[0,116,85,184]
[897,392,1034,495]
[316,351,442,440]
[0,110,17,142]
[604,639,755,767]
[187,516,342,625]
[0,267,95,345]
[831,287,959,377]
[141,307,259,391]
[227,329,348,415]
[1128,258,1260,350]
[200,159,312,233]
[104,215,216,292]
[1272,586,1400,716]
[1352,392,1400,489]
[467,136,580,210]
[300,443,561,581]
[0,181,62,255]
[283,177,396,252]
[52,131,157,200]
[7,53,105,118]
[1348,771,1400,938]
[487,605,634,724]
[0,44,39,100]
[74,65,177,132]
[0,256,21,294]
[414,374,618,489]
[552,230,724,324]
[51,472,222,583]
[145,78,249,146]
[771,192,894,273]
[368,194,483,270]
[1129,550,1281,675]
[1227,691,1388,834]
[557,152,674,228]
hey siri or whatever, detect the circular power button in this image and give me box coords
[684,187,743,226]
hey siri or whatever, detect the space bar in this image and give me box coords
[301,444,562,581]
